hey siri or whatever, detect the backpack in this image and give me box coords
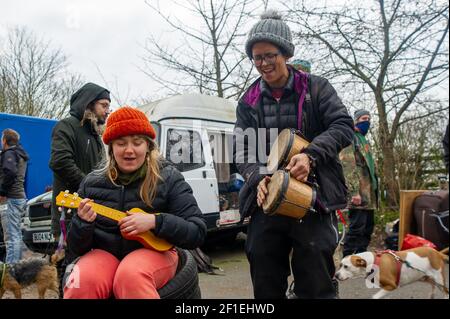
[188,248,222,275]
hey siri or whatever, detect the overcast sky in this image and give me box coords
[0,0,200,107]
[1,0,447,110]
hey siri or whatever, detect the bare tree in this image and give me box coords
[0,26,83,119]
[141,0,259,99]
[94,63,131,107]
[372,106,448,194]
[260,0,270,11]
[285,0,449,206]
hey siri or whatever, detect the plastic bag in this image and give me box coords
[401,233,437,250]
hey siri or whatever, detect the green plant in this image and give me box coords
[375,209,399,228]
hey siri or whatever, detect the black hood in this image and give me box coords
[9,144,29,161]
[69,83,110,120]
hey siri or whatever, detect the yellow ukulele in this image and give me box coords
[55,191,173,252]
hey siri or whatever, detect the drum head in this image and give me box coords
[267,129,292,173]
[262,170,287,214]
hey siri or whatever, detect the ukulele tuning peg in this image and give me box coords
[64,190,69,193]
[73,192,79,197]
[67,209,72,214]
[58,207,63,212]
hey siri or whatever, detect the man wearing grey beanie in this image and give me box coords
[234,10,354,299]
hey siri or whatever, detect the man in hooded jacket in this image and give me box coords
[0,128,29,263]
[49,82,110,238]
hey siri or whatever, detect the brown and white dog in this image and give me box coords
[335,247,449,299]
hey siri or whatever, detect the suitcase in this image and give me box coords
[413,190,449,250]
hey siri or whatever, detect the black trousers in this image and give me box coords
[245,209,338,299]
[343,208,374,257]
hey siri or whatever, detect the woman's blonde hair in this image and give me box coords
[100,136,162,208]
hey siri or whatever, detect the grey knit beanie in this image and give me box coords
[245,9,295,59]
[354,109,371,121]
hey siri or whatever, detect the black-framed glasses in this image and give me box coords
[95,101,111,110]
[252,52,280,66]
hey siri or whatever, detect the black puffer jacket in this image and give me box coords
[234,68,354,216]
[66,161,207,262]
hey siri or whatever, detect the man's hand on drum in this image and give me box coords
[285,153,310,181]
[257,176,271,207]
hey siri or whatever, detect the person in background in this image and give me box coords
[340,109,379,257]
[291,59,311,73]
[63,107,206,299]
[49,82,111,238]
[443,122,449,173]
[0,128,29,263]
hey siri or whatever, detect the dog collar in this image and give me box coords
[0,263,6,288]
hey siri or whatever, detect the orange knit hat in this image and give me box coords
[102,106,156,144]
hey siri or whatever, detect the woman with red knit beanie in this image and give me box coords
[63,106,206,299]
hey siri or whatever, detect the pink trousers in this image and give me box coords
[63,248,178,299]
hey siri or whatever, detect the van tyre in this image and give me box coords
[158,248,201,299]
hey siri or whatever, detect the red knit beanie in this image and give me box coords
[102,106,156,144]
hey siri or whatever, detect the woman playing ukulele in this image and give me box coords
[63,107,206,299]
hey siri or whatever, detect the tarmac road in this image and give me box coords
[199,233,449,299]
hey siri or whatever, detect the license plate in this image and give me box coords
[32,232,55,243]
[218,209,241,226]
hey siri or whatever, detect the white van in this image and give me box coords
[138,94,247,238]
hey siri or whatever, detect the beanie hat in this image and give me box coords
[245,9,295,59]
[353,109,371,121]
[93,89,111,102]
[291,59,311,73]
[102,106,156,144]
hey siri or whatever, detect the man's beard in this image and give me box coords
[81,110,105,135]
[96,116,106,125]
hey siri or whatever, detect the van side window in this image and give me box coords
[151,121,161,146]
[166,129,205,172]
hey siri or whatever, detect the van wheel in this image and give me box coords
[206,229,241,247]
[158,248,201,299]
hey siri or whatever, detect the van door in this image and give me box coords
[162,125,219,217]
